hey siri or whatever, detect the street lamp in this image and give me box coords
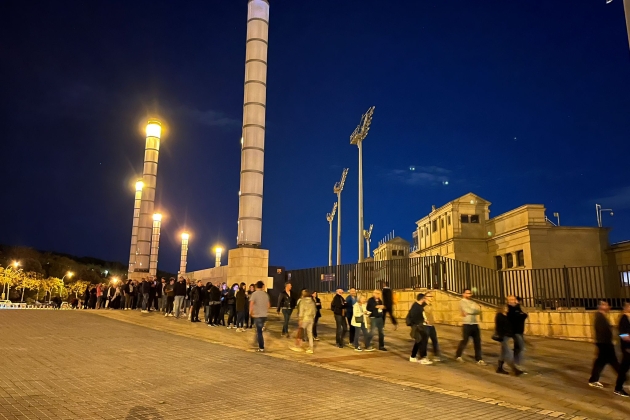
[553,212,560,226]
[333,168,349,265]
[350,106,375,263]
[214,247,223,268]
[326,202,338,267]
[363,224,373,260]
[596,204,614,228]
[180,232,190,276]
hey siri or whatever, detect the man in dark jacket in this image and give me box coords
[331,288,348,348]
[588,300,619,388]
[173,277,187,319]
[381,282,397,329]
[614,301,630,397]
[190,280,204,322]
[235,284,247,331]
[164,278,175,317]
[367,290,387,351]
[345,288,358,346]
[276,283,295,337]
[507,295,528,367]
[208,283,222,326]
[407,293,431,364]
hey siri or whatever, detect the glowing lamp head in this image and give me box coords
[112,277,119,284]
[67,271,74,278]
[153,213,162,222]
[181,233,190,241]
[12,261,19,268]
[215,247,223,255]
[146,120,162,139]
[135,180,144,191]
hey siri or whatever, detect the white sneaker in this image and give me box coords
[290,346,303,352]
[589,382,604,388]
[141,310,148,313]
[305,349,314,354]
[433,357,441,362]
[409,357,418,363]
[227,325,232,329]
[168,313,174,317]
[419,358,433,365]
[164,313,168,317]
[477,360,487,366]
[456,357,464,363]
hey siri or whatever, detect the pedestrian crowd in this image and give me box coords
[74,276,630,398]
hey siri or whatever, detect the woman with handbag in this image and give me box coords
[351,294,373,351]
[494,304,523,376]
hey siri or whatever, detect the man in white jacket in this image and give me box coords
[455,289,486,365]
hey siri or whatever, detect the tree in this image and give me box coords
[19,272,40,302]
[0,266,22,301]
[67,280,90,299]
[41,277,64,302]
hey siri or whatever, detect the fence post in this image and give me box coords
[465,261,471,290]
[563,265,571,309]
[436,255,442,291]
[498,270,505,307]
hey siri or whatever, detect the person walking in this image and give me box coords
[331,288,348,348]
[407,293,432,365]
[164,278,175,317]
[507,295,528,368]
[614,301,630,397]
[381,281,397,330]
[173,277,187,319]
[208,283,222,327]
[291,289,317,354]
[96,284,103,309]
[277,283,295,337]
[158,278,166,313]
[190,280,203,322]
[345,288,358,347]
[249,280,270,352]
[351,294,372,352]
[312,291,321,341]
[455,289,485,365]
[235,283,247,332]
[421,293,441,361]
[367,289,387,351]
[588,300,620,388]
[494,304,523,375]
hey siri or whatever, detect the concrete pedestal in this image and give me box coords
[227,248,272,289]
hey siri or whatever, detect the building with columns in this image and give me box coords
[410,193,610,270]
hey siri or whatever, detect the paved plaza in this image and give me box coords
[0,310,627,420]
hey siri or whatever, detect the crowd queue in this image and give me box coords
[75,277,630,398]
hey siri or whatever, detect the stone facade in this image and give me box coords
[227,247,273,289]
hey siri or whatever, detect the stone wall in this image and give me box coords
[317,290,623,342]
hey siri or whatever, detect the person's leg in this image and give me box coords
[376,318,385,348]
[419,329,429,359]
[472,325,483,361]
[313,316,319,338]
[428,326,440,357]
[353,323,360,348]
[173,296,181,318]
[334,315,343,346]
[363,323,372,349]
[513,334,525,365]
[255,317,266,349]
[614,351,630,392]
[606,343,621,374]
[142,293,148,311]
[281,309,290,334]
[455,325,472,358]
[237,311,244,328]
[389,308,398,326]
[304,321,314,350]
[348,317,355,344]
[411,342,420,359]
[590,343,608,383]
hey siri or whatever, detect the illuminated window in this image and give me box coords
[432,220,437,232]
[495,256,503,270]
[506,253,514,269]
[622,272,630,287]
[470,215,480,223]
[516,250,524,267]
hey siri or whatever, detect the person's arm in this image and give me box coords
[276,294,283,313]
[249,299,254,318]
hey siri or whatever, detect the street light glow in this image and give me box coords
[135,180,144,191]
[146,121,162,139]
[112,277,119,284]
[153,213,162,222]
[67,271,74,278]
[11,261,19,268]
[214,247,223,254]
[181,232,190,240]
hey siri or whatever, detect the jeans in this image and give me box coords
[124,295,132,310]
[347,317,355,343]
[313,316,319,338]
[498,336,514,363]
[158,297,164,312]
[513,333,525,365]
[191,302,201,321]
[302,320,314,349]
[166,296,174,314]
[211,304,221,325]
[237,311,246,328]
[370,317,385,349]
[334,315,347,346]
[142,293,149,311]
[411,326,429,358]
[173,296,185,318]
[353,321,371,349]
[96,296,103,309]
[589,343,620,383]
[204,305,211,323]
[615,350,630,392]
[281,309,293,334]
[227,305,237,326]
[254,317,267,350]
[422,325,440,356]
[455,324,482,361]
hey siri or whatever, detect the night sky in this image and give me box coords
[2,0,630,273]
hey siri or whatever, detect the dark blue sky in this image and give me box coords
[2,0,629,273]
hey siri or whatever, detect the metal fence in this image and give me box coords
[286,257,630,310]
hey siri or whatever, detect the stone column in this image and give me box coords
[149,213,162,277]
[237,0,269,247]
[179,233,189,276]
[127,179,144,276]
[136,120,161,275]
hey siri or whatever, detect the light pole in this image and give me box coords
[59,271,73,300]
[333,168,349,265]
[180,233,190,276]
[363,224,373,260]
[149,213,162,277]
[327,202,338,267]
[214,247,223,268]
[596,204,614,228]
[553,212,560,226]
[350,106,375,263]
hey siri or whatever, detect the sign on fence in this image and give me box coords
[321,274,335,282]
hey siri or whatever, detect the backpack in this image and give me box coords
[405,311,413,327]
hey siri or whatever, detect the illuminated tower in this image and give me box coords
[149,213,162,277]
[135,120,162,275]
[237,0,269,247]
[179,233,189,276]
[127,179,144,276]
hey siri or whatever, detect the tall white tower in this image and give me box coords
[149,213,162,277]
[179,233,189,276]
[127,179,144,276]
[237,0,269,247]
[135,120,162,276]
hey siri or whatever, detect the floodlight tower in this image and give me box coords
[327,202,338,267]
[136,120,162,276]
[363,224,373,260]
[149,213,162,277]
[127,179,144,276]
[606,0,630,48]
[179,233,190,276]
[333,168,349,265]
[349,106,375,263]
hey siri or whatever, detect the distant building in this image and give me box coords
[373,237,410,261]
[410,193,610,270]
